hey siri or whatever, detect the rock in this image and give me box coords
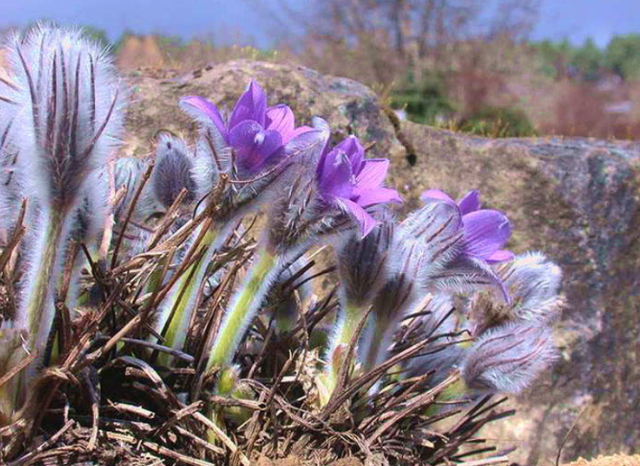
[122,61,640,464]
[394,122,640,464]
[123,60,402,160]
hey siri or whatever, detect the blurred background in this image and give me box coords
[2,0,640,139]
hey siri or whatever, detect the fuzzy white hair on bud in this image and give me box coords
[149,134,197,211]
[336,210,395,307]
[498,252,563,323]
[190,124,232,196]
[0,25,125,209]
[0,25,126,372]
[397,201,464,283]
[461,323,557,395]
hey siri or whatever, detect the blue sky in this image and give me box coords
[0,0,639,48]
[536,0,640,46]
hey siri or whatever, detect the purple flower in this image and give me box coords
[421,189,513,264]
[316,136,402,237]
[181,80,312,176]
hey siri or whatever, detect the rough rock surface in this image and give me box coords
[123,60,640,464]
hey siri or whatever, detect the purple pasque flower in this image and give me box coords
[316,136,402,237]
[181,80,312,176]
[421,189,513,264]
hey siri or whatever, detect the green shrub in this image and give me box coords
[459,106,537,137]
[605,34,640,80]
[391,73,456,124]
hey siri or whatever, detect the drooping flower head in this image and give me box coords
[181,80,311,178]
[460,322,557,395]
[316,136,402,237]
[465,252,563,335]
[421,189,513,264]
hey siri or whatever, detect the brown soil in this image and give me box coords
[564,455,640,466]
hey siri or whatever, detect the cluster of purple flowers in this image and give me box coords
[180,81,559,401]
[0,26,561,430]
[182,81,402,238]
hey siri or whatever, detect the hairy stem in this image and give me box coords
[323,302,367,395]
[0,328,25,426]
[362,313,393,373]
[20,208,65,356]
[155,226,220,366]
[8,207,68,413]
[206,247,278,376]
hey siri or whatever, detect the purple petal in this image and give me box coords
[339,198,379,238]
[458,190,481,215]
[266,105,295,140]
[355,159,389,190]
[333,136,365,171]
[463,210,511,260]
[287,125,314,141]
[283,128,327,160]
[229,121,283,175]
[230,80,267,129]
[421,189,456,205]
[180,96,227,141]
[318,150,354,200]
[353,187,403,207]
[486,249,514,264]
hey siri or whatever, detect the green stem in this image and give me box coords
[363,313,391,373]
[324,302,367,394]
[8,208,66,414]
[156,226,219,366]
[203,248,278,441]
[206,247,278,377]
[22,209,65,355]
[424,378,468,417]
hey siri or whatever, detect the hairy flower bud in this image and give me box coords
[0,26,126,376]
[460,323,557,395]
[0,26,125,210]
[466,252,563,335]
[150,134,197,211]
[113,157,148,217]
[336,209,395,308]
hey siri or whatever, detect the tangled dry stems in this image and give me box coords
[0,172,510,465]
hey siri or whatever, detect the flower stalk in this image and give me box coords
[206,245,279,376]
[155,225,220,366]
[322,301,368,396]
[22,209,65,355]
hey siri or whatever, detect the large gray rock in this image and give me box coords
[123,60,640,464]
[393,123,640,464]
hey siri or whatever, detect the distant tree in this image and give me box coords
[571,38,602,80]
[532,38,573,79]
[391,72,456,124]
[248,0,540,85]
[605,34,640,80]
[80,25,111,49]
